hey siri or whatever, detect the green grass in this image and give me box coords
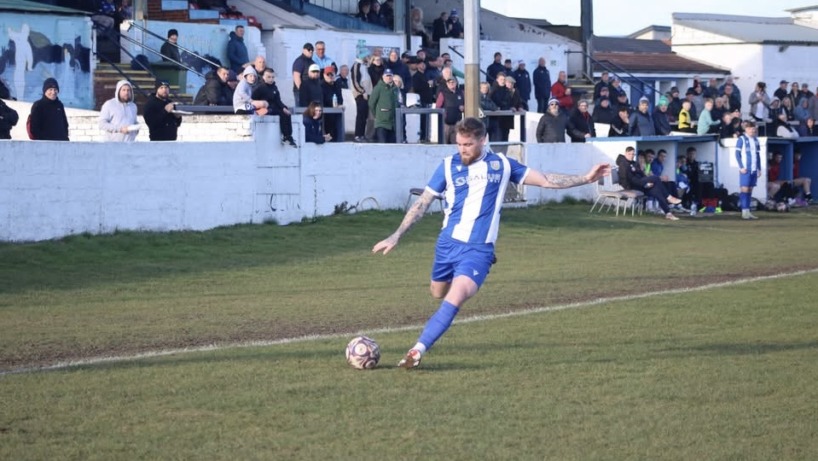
[1,204,818,460]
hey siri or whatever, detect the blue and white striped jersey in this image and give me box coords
[735,134,761,173]
[425,150,530,244]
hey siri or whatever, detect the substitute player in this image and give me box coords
[735,120,762,220]
[372,117,609,368]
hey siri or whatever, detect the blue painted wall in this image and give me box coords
[0,12,94,108]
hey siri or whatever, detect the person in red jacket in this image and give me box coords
[551,70,573,111]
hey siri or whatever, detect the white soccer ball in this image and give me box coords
[345,336,380,370]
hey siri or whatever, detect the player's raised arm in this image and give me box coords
[523,163,610,189]
[372,189,438,255]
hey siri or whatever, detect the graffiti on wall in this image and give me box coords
[0,13,93,108]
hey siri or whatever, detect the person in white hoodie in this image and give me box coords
[99,80,139,141]
[232,66,268,114]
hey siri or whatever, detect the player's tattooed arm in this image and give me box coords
[523,163,610,189]
[372,190,436,255]
[542,173,591,188]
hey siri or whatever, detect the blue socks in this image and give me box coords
[740,192,749,210]
[417,301,459,351]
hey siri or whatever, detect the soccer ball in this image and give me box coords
[345,336,380,370]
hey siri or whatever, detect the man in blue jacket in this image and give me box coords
[227,25,250,73]
[533,57,551,113]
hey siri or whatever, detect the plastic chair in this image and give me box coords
[405,188,444,212]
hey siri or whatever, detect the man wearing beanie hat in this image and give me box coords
[160,28,181,64]
[28,77,69,141]
[536,98,568,143]
[628,96,655,136]
[143,80,182,141]
[653,95,672,135]
[446,9,463,38]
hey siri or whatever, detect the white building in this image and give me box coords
[672,9,818,116]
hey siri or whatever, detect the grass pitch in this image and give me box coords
[1,204,818,460]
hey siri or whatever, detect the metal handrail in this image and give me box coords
[93,24,154,99]
[565,50,659,102]
[115,32,204,78]
[447,45,488,79]
[125,21,221,71]
[93,24,188,99]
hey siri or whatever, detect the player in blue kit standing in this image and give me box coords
[372,117,610,368]
[735,120,762,220]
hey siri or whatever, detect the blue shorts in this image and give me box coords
[430,236,495,287]
[740,171,758,188]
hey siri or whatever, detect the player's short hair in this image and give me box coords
[456,117,487,140]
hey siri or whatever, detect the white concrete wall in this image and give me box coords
[2,111,609,242]
[5,102,771,242]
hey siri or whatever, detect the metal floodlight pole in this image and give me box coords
[464,0,480,118]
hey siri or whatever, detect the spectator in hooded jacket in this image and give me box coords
[536,98,568,143]
[99,79,138,141]
[29,78,69,141]
[233,66,268,114]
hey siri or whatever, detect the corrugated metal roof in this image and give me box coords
[594,36,671,54]
[0,0,90,15]
[673,12,818,44]
[593,52,729,75]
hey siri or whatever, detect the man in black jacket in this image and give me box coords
[252,68,297,147]
[533,57,551,113]
[194,67,231,106]
[616,146,681,220]
[29,78,69,141]
[143,80,181,141]
[536,98,568,143]
[411,59,435,142]
[0,98,19,139]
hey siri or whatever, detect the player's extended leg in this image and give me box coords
[399,276,478,369]
[399,245,494,369]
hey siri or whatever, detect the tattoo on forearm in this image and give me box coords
[394,194,434,237]
[544,173,589,189]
